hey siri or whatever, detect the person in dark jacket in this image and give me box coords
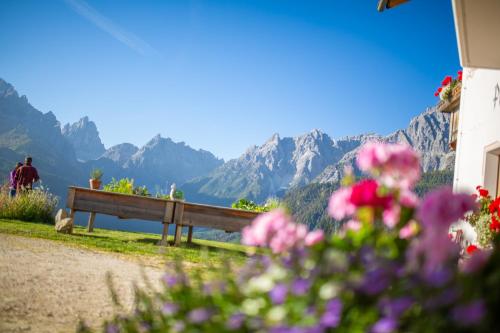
[15,156,40,191]
[9,162,23,198]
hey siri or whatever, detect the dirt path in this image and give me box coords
[0,234,164,333]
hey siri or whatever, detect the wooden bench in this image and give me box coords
[66,186,259,246]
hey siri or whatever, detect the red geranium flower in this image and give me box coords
[437,87,443,93]
[476,185,481,190]
[434,92,439,97]
[458,70,463,81]
[466,245,478,254]
[442,76,452,86]
[490,216,500,232]
[479,188,489,198]
[489,198,500,214]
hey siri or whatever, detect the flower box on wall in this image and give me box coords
[437,82,462,114]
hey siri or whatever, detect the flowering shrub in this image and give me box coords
[83,142,500,333]
[465,186,500,248]
[434,70,462,100]
[0,183,58,223]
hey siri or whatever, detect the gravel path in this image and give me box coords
[0,234,164,333]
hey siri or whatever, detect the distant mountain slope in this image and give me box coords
[186,131,372,203]
[187,108,455,203]
[101,143,138,166]
[315,108,455,184]
[0,78,81,194]
[123,135,224,189]
[62,117,106,161]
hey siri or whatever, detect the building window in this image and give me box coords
[484,143,500,198]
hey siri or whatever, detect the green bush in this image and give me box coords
[0,185,58,223]
[103,178,150,196]
[156,189,185,200]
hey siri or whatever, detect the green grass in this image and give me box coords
[0,219,249,275]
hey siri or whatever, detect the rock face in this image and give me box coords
[0,78,81,197]
[315,108,455,184]
[124,135,224,188]
[101,143,138,166]
[62,117,106,161]
[188,108,455,203]
[187,131,371,202]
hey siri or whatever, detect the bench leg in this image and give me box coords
[187,226,193,243]
[87,212,96,232]
[174,224,183,246]
[158,223,169,246]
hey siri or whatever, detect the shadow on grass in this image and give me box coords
[134,237,247,257]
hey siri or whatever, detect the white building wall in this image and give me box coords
[453,67,500,194]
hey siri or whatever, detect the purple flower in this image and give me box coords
[226,313,245,330]
[424,288,459,309]
[360,268,391,295]
[270,284,288,304]
[452,300,485,326]
[161,302,179,316]
[379,297,413,318]
[425,267,452,287]
[188,307,212,324]
[162,273,186,288]
[320,299,342,328]
[171,321,185,332]
[292,278,310,296]
[371,317,397,333]
[105,324,119,333]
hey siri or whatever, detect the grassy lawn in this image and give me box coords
[0,219,250,275]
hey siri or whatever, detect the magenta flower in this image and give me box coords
[459,249,492,274]
[349,179,392,209]
[417,187,477,230]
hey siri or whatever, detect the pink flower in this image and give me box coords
[328,187,355,220]
[417,187,477,230]
[399,221,418,239]
[341,220,361,234]
[357,141,390,172]
[356,142,420,190]
[400,190,419,208]
[383,205,401,228]
[305,229,325,246]
[242,209,318,254]
[242,209,291,248]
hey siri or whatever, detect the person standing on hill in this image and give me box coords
[8,162,23,198]
[15,156,40,191]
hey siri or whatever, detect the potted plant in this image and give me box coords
[89,168,103,190]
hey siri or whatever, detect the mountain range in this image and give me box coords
[0,77,454,231]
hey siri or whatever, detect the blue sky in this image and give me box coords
[0,0,460,160]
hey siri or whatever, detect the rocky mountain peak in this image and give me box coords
[62,117,106,161]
